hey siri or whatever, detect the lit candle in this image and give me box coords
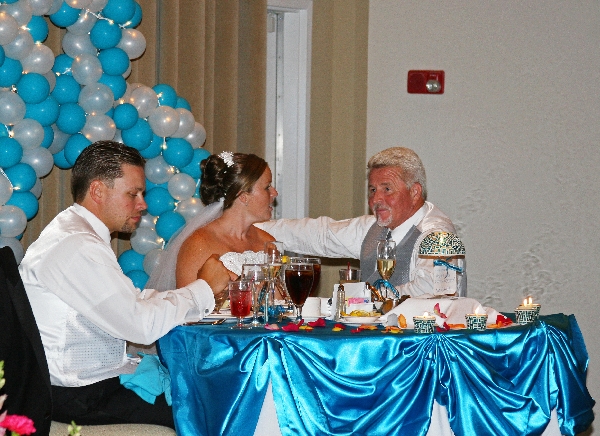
[515,296,541,324]
[413,311,436,333]
[466,307,488,331]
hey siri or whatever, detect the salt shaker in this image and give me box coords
[334,284,346,321]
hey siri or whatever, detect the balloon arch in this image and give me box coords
[0,0,210,289]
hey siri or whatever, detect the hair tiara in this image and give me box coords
[218,151,234,168]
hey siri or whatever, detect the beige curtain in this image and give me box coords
[22,0,267,252]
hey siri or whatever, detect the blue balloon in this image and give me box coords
[145,179,167,191]
[118,249,145,274]
[6,191,38,220]
[98,73,127,100]
[56,102,86,135]
[28,16,49,43]
[144,187,175,216]
[113,102,138,130]
[121,118,152,150]
[52,148,71,169]
[0,58,22,88]
[175,96,192,111]
[0,46,5,68]
[90,19,122,50]
[98,47,130,76]
[0,137,23,168]
[5,163,37,192]
[2,0,17,4]
[24,96,59,126]
[103,0,136,25]
[152,84,177,107]
[49,2,80,28]
[124,2,142,28]
[52,54,73,76]
[40,125,54,149]
[52,74,80,104]
[64,133,91,166]
[163,138,193,168]
[139,134,163,159]
[126,269,148,289]
[17,73,50,104]
[155,211,186,242]
[181,148,211,179]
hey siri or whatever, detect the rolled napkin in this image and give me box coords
[120,353,172,405]
[379,295,501,329]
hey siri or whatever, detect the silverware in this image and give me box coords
[183,318,226,326]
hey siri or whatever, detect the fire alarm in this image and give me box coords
[407,70,444,94]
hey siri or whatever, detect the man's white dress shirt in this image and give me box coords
[19,204,215,387]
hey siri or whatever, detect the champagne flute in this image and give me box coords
[241,263,267,327]
[264,241,284,280]
[228,280,253,329]
[376,239,396,297]
[284,261,314,321]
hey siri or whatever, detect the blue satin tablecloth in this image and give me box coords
[157,314,594,436]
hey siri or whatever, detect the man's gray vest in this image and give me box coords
[360,222,421,286]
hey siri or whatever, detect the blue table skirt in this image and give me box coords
[157,314,594,436]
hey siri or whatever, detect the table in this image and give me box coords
[157,314,594,436]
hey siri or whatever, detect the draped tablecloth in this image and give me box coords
[157,314,594,436]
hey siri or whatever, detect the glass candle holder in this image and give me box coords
[514,306,540,324]
[465,313,488,331]
[413,315,436,334]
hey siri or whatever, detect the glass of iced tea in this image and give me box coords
[284,262,314,321]
[228,280,252,329]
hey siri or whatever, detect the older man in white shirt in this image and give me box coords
[19,141,230,428]
[257,147,466,297]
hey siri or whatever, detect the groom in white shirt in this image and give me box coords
[19,141,230,428]
[257,147,466,297]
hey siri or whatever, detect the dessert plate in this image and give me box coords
[340,316,381,325]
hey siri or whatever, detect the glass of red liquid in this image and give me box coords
[229,280,252,329]
[284,262,314,321]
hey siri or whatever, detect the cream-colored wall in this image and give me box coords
[367,0,599,429]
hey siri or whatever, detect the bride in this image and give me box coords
[148,151,278,293]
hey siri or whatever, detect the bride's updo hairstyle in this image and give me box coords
[200,152,268,210]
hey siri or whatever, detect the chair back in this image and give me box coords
[0,246,52,436]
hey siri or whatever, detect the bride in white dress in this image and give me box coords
[147,151,280,296]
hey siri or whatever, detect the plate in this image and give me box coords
[204,312,252,320]
[340,316,381,325]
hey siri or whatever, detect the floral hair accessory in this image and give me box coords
[218,151,234,168]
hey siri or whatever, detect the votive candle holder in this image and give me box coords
[465,313,488,331]
[514,305,540,324]
[413,315,436,334]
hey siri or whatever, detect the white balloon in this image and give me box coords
[43,70,56,92]
[168,173,196,201]
[185,122,207,149]
[145,155,175,185]
[117,28,146,60]
[47,0,63,15]
[12,118,44,149]
[112,128,123,143]
[171,108,195,138]
[87,0,108,13]
[130,227,163,255]
[0,10,19,46]
[28,0,53,16]
[143,248,163,275]
[0,205,27,237]
[82,113,116,142]
[21,147,54,177]
[72,53,102,86]
[30,176,42,198]
[148,106,180,138]
[0,172,13,206]
[0,236,24,263]
[62,31,96,58]
[0,91,26,126]
[176,197,204,222]
[65,0,92,9]
[67,9,97,35]
[139,212,157,230]
[47,124,69,154]
[21,44,55,74]
[3,28,34,60]
[0,1,33,27]
[122,62,131,79]
[79,82,114,115]
[129,85,158,119]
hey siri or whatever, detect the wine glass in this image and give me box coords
[376,239,396,297]
[284,261,314,321]
[289,257,321,296]
[264,241,284,280]
[228,280,253,329]
[241,263,267,327]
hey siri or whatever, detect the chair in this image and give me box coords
[0,247,175,436]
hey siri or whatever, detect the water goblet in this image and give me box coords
[228,280,252,329]
[284,261,314,321]
[241,263,267,327]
